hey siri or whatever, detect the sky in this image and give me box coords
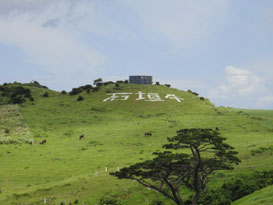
[0,0,273,109]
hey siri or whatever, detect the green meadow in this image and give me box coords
[0,82,273,204]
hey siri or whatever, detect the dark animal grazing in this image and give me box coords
[40,139,46,144]
[216,127,220,131]
[145,132,152,136]
[79,134,84,140]
[164,84,171,87]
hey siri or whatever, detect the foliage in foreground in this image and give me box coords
[111,128,240,205]
[199,169,273,205]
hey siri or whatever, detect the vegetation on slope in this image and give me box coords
[232,185,273,205]
[0,82,272,204]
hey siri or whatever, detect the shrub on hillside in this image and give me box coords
[188,90,199,96]
[93,78,103,87]
[42,92,49,97]
[99,195,122,205]
[199,170,273,205]
[2,86,30,97]
[92,87,100,92]
[4,128,10,134]
[113,83,120,90]
[9,96,25,104]
[103,81,114,86]
[61,90,67,94]
[26,81,48,89]
[77,96,84,101]
[69,88,82,96]
[80,84,93,90]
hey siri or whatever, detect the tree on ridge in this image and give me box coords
[111,128,241,205]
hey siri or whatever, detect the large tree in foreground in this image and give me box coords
[111,128,240,205]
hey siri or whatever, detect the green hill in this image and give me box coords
[0,82,273,204]
[233,185,273,205]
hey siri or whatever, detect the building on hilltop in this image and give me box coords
[129,75,152,84]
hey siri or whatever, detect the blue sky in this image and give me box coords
[0,0,273,109]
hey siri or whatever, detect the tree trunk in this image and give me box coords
[192,192,200,205]
[175,198,184,205]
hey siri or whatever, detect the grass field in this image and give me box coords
[233,185,273,205]
[0,83,273,204]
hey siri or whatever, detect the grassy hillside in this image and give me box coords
[233,185,273,205]
[0,82,273,204]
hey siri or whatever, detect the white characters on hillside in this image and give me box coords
[146,93,164,102]
[136,91,146,100]
[103,92,184,103]
[165,94,184,102]
[103,93,132,102]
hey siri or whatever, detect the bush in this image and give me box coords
[9,96,25,104]
[27,81,48,89]
[199,170,273,205]
[188,90,199,96]
[150,199,164,205]
[94,78,103,87]
[99,196,122,205]
[92,87,100,92]
[77,96,84,101]
[104,81,114,86]
[69,88,82,96]
[80,84,92,90]
[61,90,67,94]
[24,93,32,98]
[42,92,49,97]
[60,201,66,205]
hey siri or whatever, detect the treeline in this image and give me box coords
[197,170,273,205]
[0,81,49,105]
[67,78,129,96]
[0,84,33,104]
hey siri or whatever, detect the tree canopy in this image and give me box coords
[111,128,240,205]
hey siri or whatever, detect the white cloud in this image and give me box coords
[209,66,266,99]
[208,66,273,109]
[119,0,229,48]
[256,96,273,108]
[0,0,105,73]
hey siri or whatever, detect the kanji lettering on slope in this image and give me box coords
[165,94,184,102]
[136,91,146,100]
[146,93,164,102]
[103,93,132,102]
[103,92,183,103]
